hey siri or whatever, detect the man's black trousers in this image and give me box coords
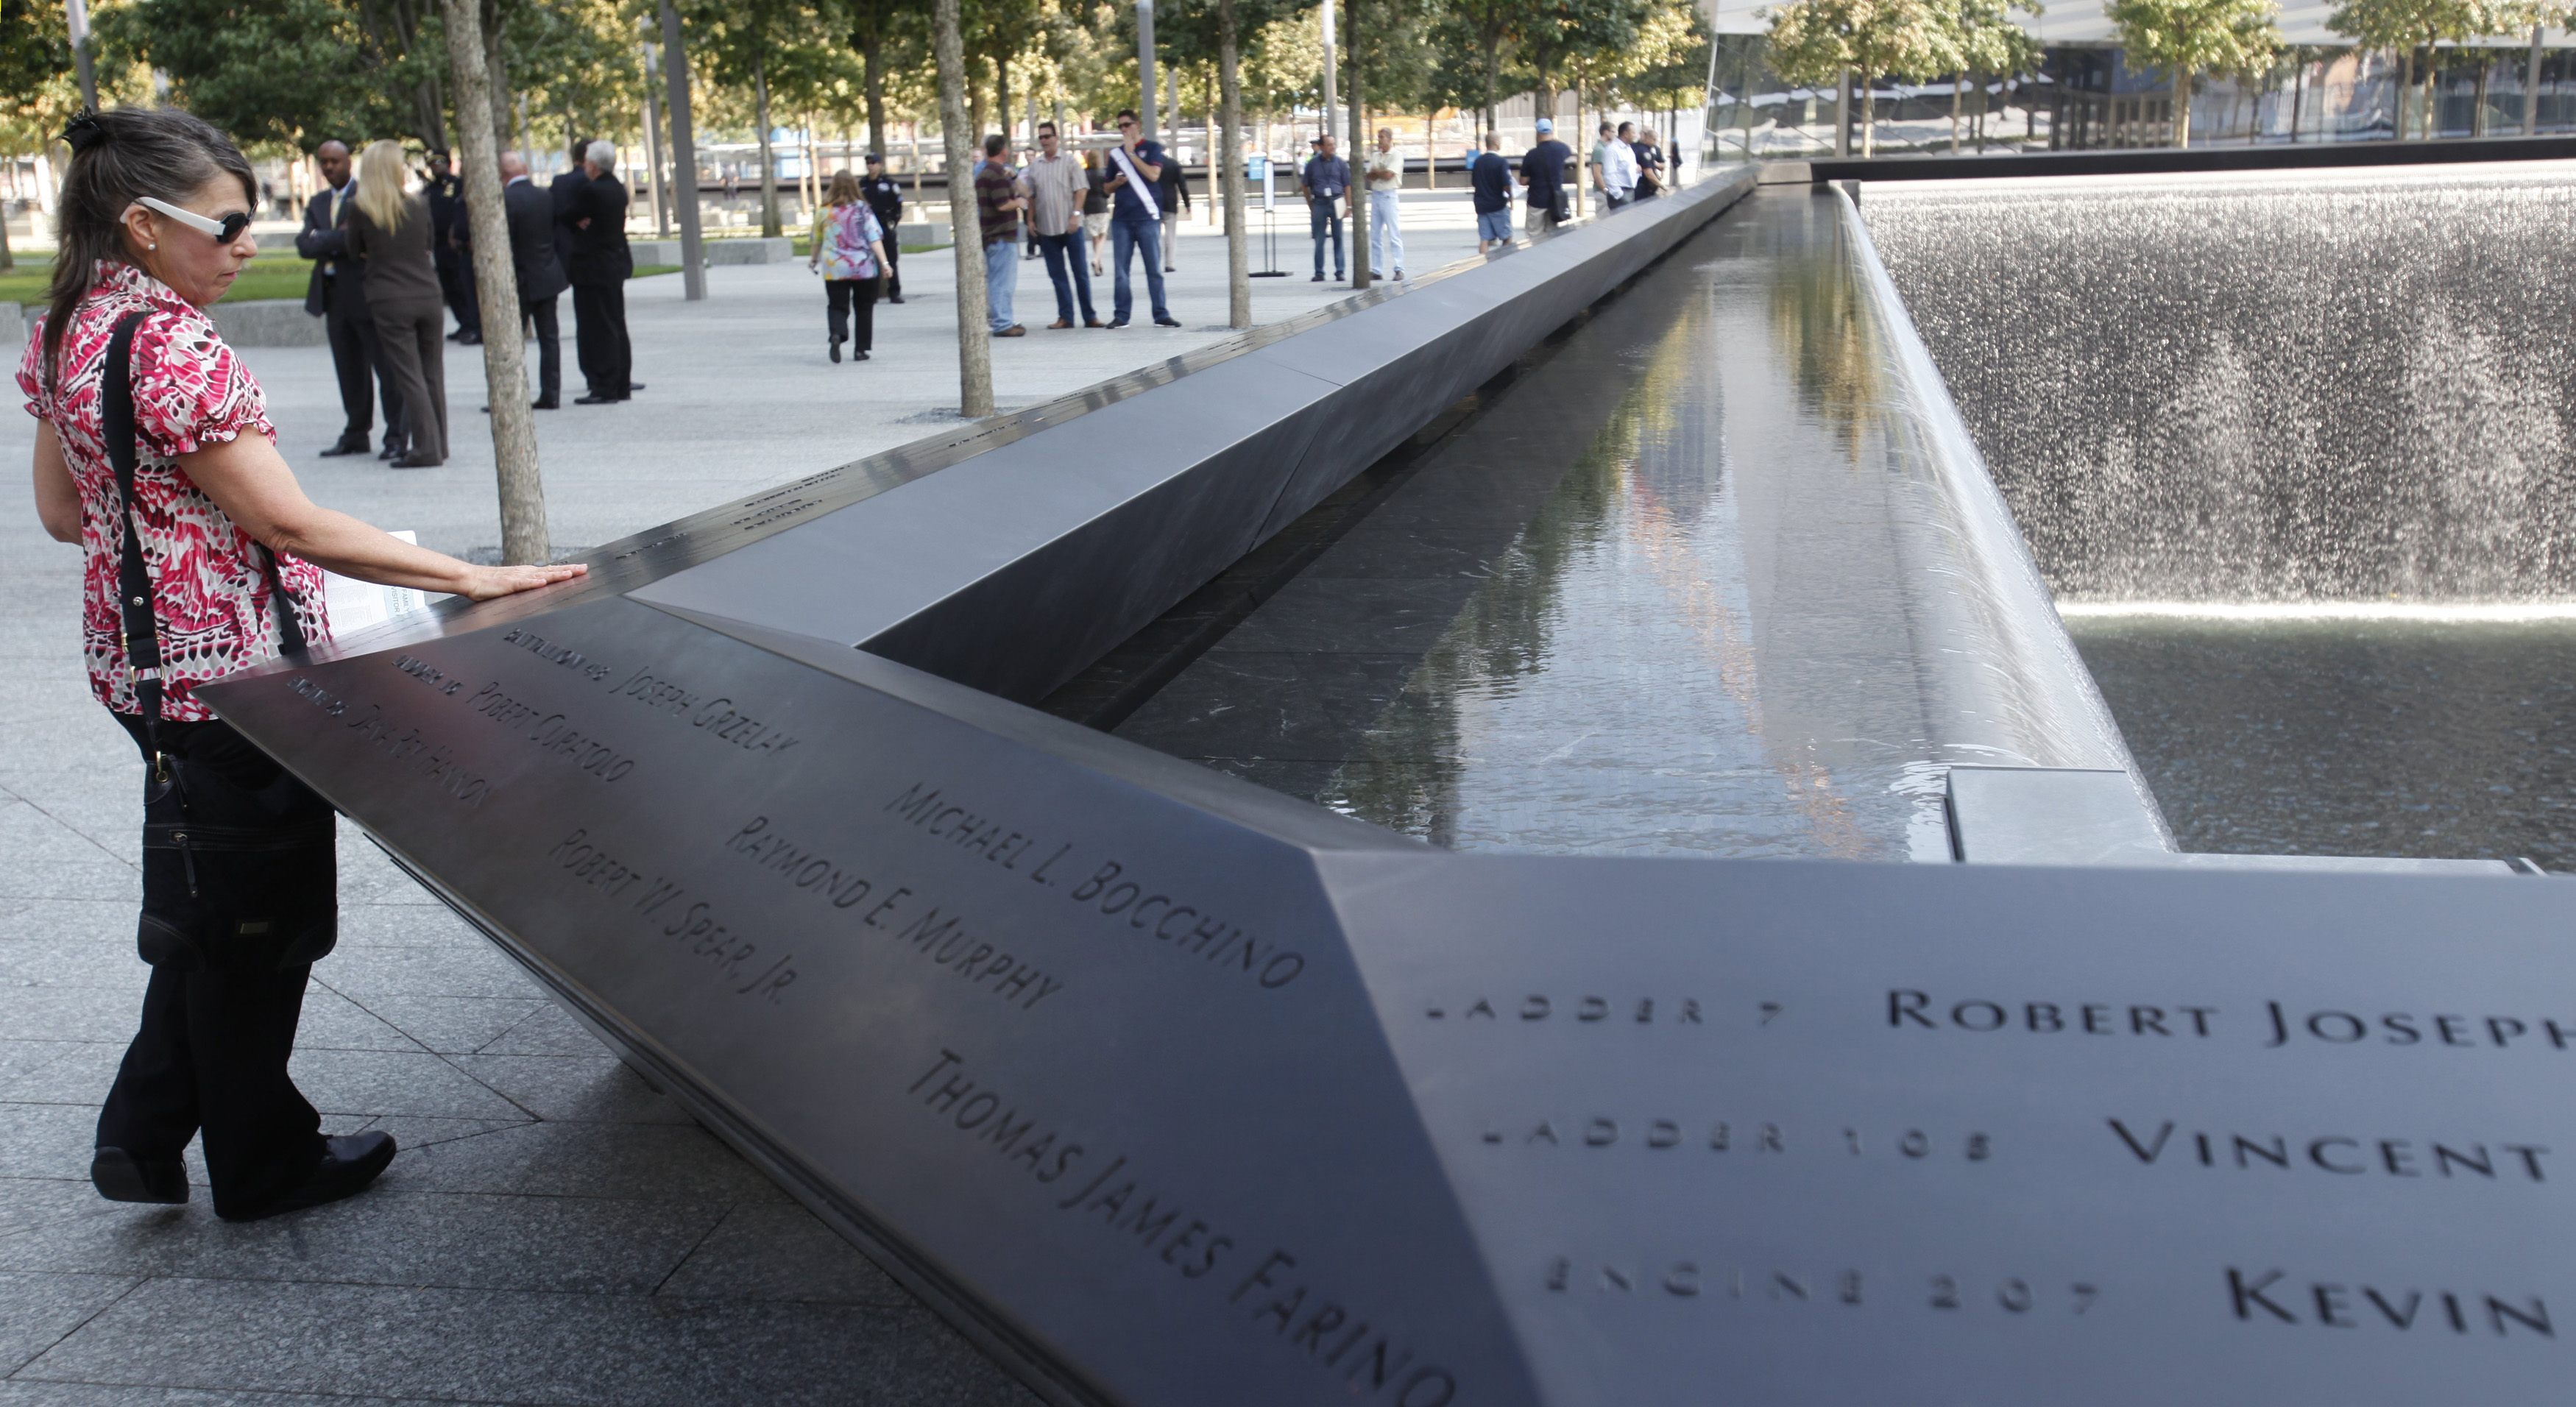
[325,308,404,448]
[571,281,631,397]
[524,294,561,402]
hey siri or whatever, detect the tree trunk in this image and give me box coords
[642,51,669,234]
[970,57,990,140]
[2474,60,2488,137]
[863,32,887,161]
[756,56,782,237]
[2396,49,2413,139]
[1347,0,1370,288]
[1951,71,1963,152]
[2175,68,2191,148]
[1481,29,1498,137]
[2526,25,2544,136]
[934,0,993,417]
[1572,67,1587,215]
[481,0,512,153]
[2290,57,2304,142]
[1425,109,1437,189]
[439,0,548,564]
[1220,0,1248,326]
[659,0,706,300]
[1867,74,1883,158]
[997,54,1012,148]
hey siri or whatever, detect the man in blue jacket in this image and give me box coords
[1471,130,1513,254]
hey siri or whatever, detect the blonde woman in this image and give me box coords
[342,141,446,467]
[805,169,890,363]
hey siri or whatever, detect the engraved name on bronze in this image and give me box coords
[291,678,492,807]
[910,1050,1459,1406]
[721,815,1064,1010]
[463,681,637,782]
[887,782,1307,992]
[2228,1269,2552,1339]
[2109,1119,2550,1183]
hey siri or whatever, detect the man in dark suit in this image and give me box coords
[295,139,404,457]
[425,151,481,344]
[560,139,635,403]
[547,138,587,274]
[499,152,570,409]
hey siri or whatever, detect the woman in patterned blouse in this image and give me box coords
[805,169,891,363]
[22,107,582,1221]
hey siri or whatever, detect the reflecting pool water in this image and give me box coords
[2070,613,2576,868]
[1114,188,2135,860]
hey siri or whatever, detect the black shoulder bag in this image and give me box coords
[104,311,339,973]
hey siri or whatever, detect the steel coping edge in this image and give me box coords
[1827,183,2173,843]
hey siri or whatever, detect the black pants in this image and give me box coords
[571,280,631,397]
[524,294,561,401]
[98,716,330,1221]
[825,277,879,352]
[325,304,404,448]
[435,248,481,336]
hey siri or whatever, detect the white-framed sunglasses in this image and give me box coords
[135,196,253,244]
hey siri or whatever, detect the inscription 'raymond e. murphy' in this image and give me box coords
[723,815,1064,1011]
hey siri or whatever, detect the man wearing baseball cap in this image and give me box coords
[1519,118,1574,235]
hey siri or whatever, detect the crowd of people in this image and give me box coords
[298,134,640,466]
[963,108,1189,335]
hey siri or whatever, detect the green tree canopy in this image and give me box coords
[2106,0,2281,145]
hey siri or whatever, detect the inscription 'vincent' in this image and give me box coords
[2109,1119,2549,1183]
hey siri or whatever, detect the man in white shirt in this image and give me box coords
[1596,121,1638,210]
[1365,127,1404,280]
[1021,121,1100,328]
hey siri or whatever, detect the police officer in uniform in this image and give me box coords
[860,153,905,305]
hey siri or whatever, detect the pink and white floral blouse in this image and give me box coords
[17,261,328,721]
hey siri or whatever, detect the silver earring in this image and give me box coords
[146,243,156,250]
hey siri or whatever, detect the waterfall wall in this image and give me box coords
[1861,163,2576,604]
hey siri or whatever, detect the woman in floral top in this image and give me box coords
[806,169,891,363]
[23,108,582,1221]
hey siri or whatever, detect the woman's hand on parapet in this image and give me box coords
[455,562,589,600]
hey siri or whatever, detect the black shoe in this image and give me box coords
[830,336,843,363]
[92,1146,188,1204]
[227,1132,397,1222]
[457,330,481,345]
[1311,274,1323,282]
[389,453,443,469]
[854,350,870,361]
[377,442,406,461]
[1105,319,1128,329]
[532,396,559,410]
[1153,316,1182,328]
[318,439,369,458]
[574,393,620,405]
[626,382,645,391]
[888,295,905,305]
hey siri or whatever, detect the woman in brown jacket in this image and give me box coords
[343,141,447,467]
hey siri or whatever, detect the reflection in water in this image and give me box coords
[2073,614,2576,867]
[1318,291,1875,857]
[1115,188,2125,861]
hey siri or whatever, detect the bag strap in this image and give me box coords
[101,311,169,782]
[102,311,309,784]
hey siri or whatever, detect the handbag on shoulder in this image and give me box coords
[102,311,339,974]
